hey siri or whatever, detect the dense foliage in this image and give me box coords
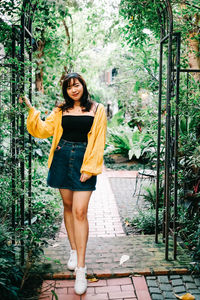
[0,160,62,299]
[131,209,163,234]
[117,0,200,271]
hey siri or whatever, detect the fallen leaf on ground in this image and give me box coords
[88,277,99,283]
[175,293,195,300]
[119,255,130,265]
[125,220,130,226]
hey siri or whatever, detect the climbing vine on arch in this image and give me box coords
[119,0,200,75]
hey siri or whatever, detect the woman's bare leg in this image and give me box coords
[72,191,92,268]
[59,189,76,250]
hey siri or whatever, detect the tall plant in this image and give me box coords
[106,124,158,161]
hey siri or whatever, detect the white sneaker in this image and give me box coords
[74,266,87,295]
[67,249,77,271]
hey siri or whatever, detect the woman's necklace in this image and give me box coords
[63,105,84,116]
[76,107,82,112]
[73,106,82,113]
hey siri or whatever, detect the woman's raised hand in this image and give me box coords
[19,95,32,109]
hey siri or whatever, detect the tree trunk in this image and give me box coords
[59,19,73,85]
[35,39,45,93]
[187,31,200,82]
[181,4,200,81]
[63,19,70,46]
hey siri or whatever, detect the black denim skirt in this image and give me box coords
[47,139,97,191]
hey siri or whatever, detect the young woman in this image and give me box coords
[19,73,107,295]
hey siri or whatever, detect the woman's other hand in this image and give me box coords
[80,172,92,182]
[19,95,32,109]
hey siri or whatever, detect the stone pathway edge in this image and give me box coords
[42,268,190,280]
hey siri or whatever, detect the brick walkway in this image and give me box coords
[59,173,125,239]
[39,170,193,299]
[39,276,151,300]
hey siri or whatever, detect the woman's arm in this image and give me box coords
[81,105,107,176]
[19,95,33,109]
[19,96,55,139]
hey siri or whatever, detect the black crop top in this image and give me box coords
[61,115,94,142]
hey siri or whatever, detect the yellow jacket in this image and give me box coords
[27,104,107,175]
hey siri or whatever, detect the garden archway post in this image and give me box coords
[155,0,175,261]
[155,0,200,260]
[19,0,37,265]
[0,0,36,266]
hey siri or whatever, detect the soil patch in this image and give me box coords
[104,153,146,171]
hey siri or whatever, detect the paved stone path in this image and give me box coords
[108,177,148,235]
[146,274,200,300]
[39,170,197,300]
[59,173,125,239]
[39,276,151,300]
[108,176,149,220]
[107,170,154,236]
[43,234,190,278]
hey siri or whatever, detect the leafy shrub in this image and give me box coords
[31,138,52,162]
[0,224,23,300]
[106,124,157,161]
[191,226,200,272]
[105,124,133,157]
[0,162,62,299]
[177,207,200,272]
[131,209,163,234]
[104,154,145,171]
[108,109,124,128]
[143,183,163,209]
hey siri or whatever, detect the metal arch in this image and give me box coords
[154,0,200,261]
[155,0,177,260]
[18,0,37,265]
[0,0,37,266]
[22,0,37,36]
[156,0,173,38]
[6,0,37,265]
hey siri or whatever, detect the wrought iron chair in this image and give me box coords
[133,166,157,205]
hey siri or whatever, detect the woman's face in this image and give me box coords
[66,78,84,102]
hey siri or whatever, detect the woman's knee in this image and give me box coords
[59,189,73,211]
[73,207,87,221]
[63,200,73,211]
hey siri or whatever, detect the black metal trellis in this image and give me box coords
[0,0,36,265]
[155,0,200,260]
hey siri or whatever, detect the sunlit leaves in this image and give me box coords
[88,277,99,282]
[119,0,200,48]
[119,0,161,47]
[175,293,195,300]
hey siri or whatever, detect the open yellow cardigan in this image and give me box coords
[27,103,107,176]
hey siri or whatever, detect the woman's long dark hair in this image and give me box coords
[59,73,93,112]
